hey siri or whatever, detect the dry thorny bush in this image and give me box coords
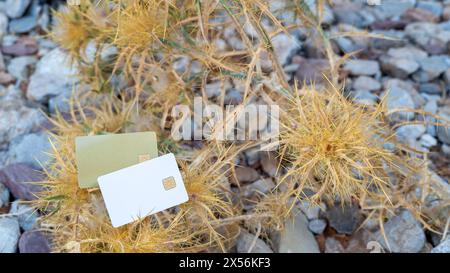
[30,0,450,252]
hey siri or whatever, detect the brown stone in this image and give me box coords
[0,163,44,200]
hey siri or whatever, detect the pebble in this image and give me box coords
[0,99,45,150]
[271,33,301,66]
[236,230,273,253]
[380,56,420,79]
[437,107,450,144]
[0,217,20,253]
[298,201,324,220]
[9,15,38,34]
[375,210,426,253]
[260,152,278,177]
[396,124,427,142]
[420,134,438,148]
[242,178,275,197]
[405,22,450,54]
[0,12,8,38]
[27,48,79,103]
[0,163,44,200]
[326,203,361,235]
[5,0,31,19]
[413,56,449,83]
[234,166,259,184]
[308,219,327,234]
[7,56,37,80]
[7,132,52,169]
[294,57,329,85]
[424,99,438,136]
[9,201,39,231]
[387,46,428,62]
[343,60,380,76]
[352,76,381,91]
[431,238,450,253]
[352,90,378,106]
[0,182,9,207]
[381,82,416,120]
[416,1,443,18]
[18,231,51,253]
[278,212,320,253]
[2,36,39,56]
[419,83,442,95]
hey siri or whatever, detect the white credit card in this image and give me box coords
[98,153,189,228]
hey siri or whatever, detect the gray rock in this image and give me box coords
[0,217,20,253]
[271,33,301,66]
[223,89,242,105]
[420,134,437,148]
[424,99,438,136]
[375,210,425,253]
[234,166,259,184]
[308,219,327,234]
[5,0,31,19]
[9,15,38,34]
[352,76,381,91]
[298,201,324,220]
[431,238,450,253]
[0,99,45,150]
[380,56,420,79]
[48,89,72,114]
[419,83,442,95]
[27,48,79,103]
[413,56,449,83]
[204,80,231,99]
[242,178,275,197]
[7,132,52,169]
[260,152,278,177]
[244,147,261,166]
[387,47,428,62]
[236,230,273,253]
[0,163,44,200]
[343,60,380,76]
[417,1,443,17]
[7,56,37,80]
[352,90,378,106]
[396,124,426,142]
[405,23,450,54]
[381,80,417,120]
[372,30,406,50]
[19,231,50,253]
[278,212,320,253]
[0,182,9,207]
[9,201,38,231]
[326,203,361,235]
[373,0,415,19]
[0,12,8,38]
[437,107,450,144]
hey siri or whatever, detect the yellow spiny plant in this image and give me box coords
[33,92,245,252]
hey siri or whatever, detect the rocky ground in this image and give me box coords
[0,0,450,253]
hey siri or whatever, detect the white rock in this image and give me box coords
[5,0,31,19]
[352,76,381,91]
[9,201,38,231]
[236,230,273,253]
[431,238,450,253]
[278,212,320,253]
[344,60,380,76]
[0,182,9,207]
[27,48,79,103]
[7,132,52,169]
[375,210,425,253]
[420,134,437,148]
[0,12,8,38]
[0,217,20,253]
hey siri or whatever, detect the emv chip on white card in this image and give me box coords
[98,153,189,228]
